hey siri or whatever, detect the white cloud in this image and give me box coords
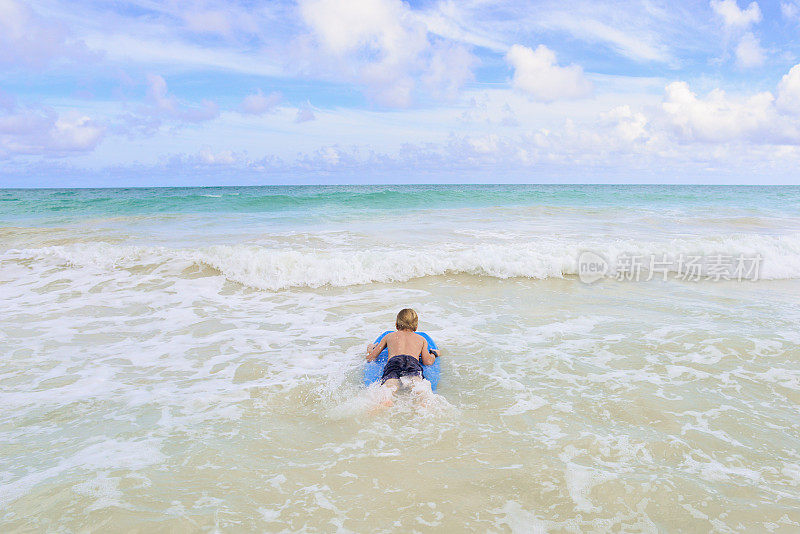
[183,10,234,36]
[20,69,800,184]
[298,0,426,107]
[196,147,241,165]
[709,2,765,69]
[661,81,768,142]
[82,33,284,77]
[422,43,477,100]
[782,2,800,20]
[50,114,105,151]
[145,74,219,123]
[414,0,508,53]
[299,0,423,56]
[0,106,104,157]
[0,0,90,67]
[710,0,762,29]
[113,74,219,137]
[120,62,800,172]
[297,0,478,106]
[735,32,765,67]
[177,2,265,38]
[659,81,800,144]
[505,44,592,102]
[600,106,649,143]
[295,101,316,123]
[239,90,282,115]
[423,1,683,65]
[777,64,800,114]
[147,74,175,110]
[538,14,672,63]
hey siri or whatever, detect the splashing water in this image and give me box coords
[2,185,799,531]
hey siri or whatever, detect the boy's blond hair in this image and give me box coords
[396,308,418,331]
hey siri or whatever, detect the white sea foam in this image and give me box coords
[3,232,800,290]
[3,193,800,530]
[0,438,164,508]
[494,501,551,533]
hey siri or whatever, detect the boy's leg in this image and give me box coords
[382,378,400,392]
[409,376,434,407]
[379,378,400,406]
[408,375,431,391]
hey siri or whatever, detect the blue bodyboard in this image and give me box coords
[363,331,441,391]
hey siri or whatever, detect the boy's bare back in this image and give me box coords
[366,329,437,366]
[365,308,437,366]
[384,330,426,360]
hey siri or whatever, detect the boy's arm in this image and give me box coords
[420,338,437,366]
[366,335,389,362]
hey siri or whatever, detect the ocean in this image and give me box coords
[1,184,799,532]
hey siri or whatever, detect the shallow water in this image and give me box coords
[2,185,800,532]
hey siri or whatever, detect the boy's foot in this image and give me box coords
[367,396,394,416]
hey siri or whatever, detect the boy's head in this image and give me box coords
[396,308,418,331]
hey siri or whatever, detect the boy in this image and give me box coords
[366,308,439,399]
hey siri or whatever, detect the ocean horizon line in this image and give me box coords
[3,183,799,191]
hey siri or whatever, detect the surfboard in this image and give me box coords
[363,331,441,391]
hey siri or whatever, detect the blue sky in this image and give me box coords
[3,0,800,186]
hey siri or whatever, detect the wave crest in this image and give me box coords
[3,234,800,290]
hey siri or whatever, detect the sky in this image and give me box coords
[3,0,800,186]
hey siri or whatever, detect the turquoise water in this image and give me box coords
[3,185,799,222]
[3,184,799,252]
[2,185,800,531]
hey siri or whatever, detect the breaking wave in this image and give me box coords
[3,233,800,290]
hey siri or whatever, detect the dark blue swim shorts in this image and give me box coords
[380,355,423,384]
